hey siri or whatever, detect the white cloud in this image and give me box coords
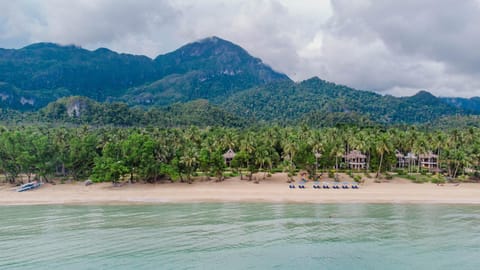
[1,0,480,97]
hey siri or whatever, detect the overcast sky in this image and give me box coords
[1,0,480,97]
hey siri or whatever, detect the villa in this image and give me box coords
[419,152,439,171]
[223,148,236,167]
[344,150,367,170]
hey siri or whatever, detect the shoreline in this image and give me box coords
[1,173,480,206]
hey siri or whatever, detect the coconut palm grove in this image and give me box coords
[1,125,478,185]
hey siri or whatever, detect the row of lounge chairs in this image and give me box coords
[289,182,359,189]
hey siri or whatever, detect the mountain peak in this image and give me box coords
[412,90,436,98]
[22,42,81,50]
[22,42,62,50]
[169,36,250,60]
[407,90,441,106]
[196,36,225,44]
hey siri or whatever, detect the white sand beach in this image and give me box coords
[1,173,479,205]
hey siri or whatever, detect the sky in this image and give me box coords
[1,0,480,97]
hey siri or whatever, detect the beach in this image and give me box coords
[1,173,479,205]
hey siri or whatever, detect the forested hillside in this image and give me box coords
[1,36,479,127]
[442,97,480,113]
[0,37,288,110]
[221,78,467,125]
[5,96,248,128]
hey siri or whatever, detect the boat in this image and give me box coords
[17,181,42,192]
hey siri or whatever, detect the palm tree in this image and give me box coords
[375,132,392,178]
[180,147,199,183]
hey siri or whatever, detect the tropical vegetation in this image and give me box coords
[1,125,479,185]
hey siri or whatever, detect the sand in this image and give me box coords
[1,173,479,205]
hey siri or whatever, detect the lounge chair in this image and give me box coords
[322,182,330,189]
[332,182,340,189]
[351,182,359,189]
[313,181,320,189]
[298,181,306,189]
[289,184,296,189]
[342,182,349,189]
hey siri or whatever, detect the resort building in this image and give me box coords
[419,152,438,171]
[395,151,406,168]
[395,151,418,168]
[223,148,236,167]
[344,150,367,170]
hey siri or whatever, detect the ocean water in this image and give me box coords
[1,204,479,270]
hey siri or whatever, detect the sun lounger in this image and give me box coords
[298,181,306,189]
[313,181,320,189]
[351,182,359,189]
[342,182,349,189]
[322,182,330,189]
[332,182,340,189]
[289,184,296,189]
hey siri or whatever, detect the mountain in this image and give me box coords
[1,36,479,127]
[121,37,290,105]
[37,96,249,128]
[220,77,467,125]
[441,97,480,113]
[0,43,158,105]
[0,37,289,109]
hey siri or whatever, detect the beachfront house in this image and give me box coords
[395,151,418,168]
[419,152,438,171]
[344,150,367,170]
[395,150,406,168]
[223,148,236,167]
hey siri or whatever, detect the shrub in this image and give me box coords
[431,175,446,184]
[353,175,361,183]
[271,167,283,173]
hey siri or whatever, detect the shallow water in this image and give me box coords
[1,203,479,269]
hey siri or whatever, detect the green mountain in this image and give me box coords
[1,36,479,127]
[0,43,157,105]
[0,37,288,110]
[441,97,480,113]
[220,78,467,125]
[122,37,290,105]
[36,96,248,128]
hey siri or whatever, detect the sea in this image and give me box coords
[1,203,479,270]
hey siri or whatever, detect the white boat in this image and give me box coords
[17,181,41,192]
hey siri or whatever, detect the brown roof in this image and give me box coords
[345,150,366,159]
[419,152,438,159]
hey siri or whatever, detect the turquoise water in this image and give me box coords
[1,204,479,270]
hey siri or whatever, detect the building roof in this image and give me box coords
[405,152,417,159]
[345,150,366,159]
[419,152,438,159]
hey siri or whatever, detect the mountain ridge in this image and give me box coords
[1,36,479,127]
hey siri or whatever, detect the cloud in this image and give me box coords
[1,0,480,97]
[315,0,480,97]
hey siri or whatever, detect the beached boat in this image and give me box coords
[17,181,42,192]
